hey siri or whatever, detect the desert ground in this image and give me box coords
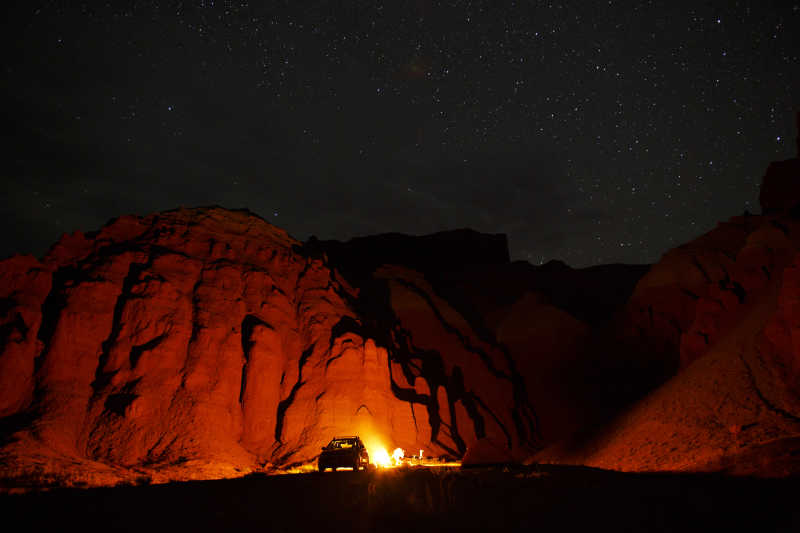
[2,465,798,532]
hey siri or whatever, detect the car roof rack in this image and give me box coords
[332,436,359,440]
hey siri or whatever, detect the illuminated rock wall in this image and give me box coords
[0,207,536,485]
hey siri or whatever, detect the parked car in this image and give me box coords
[318,436,369,472]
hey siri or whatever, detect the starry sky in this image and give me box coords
[2,1,798,266]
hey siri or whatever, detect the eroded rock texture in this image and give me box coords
[313,233,649,446]
[0,208,542,486]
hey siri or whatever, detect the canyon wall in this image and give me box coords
[0,208,541,486]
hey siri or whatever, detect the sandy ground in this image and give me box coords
[1,465,798,532]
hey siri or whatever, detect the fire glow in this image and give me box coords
[372,446,405,468]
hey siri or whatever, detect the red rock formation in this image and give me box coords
[371,265,537,461]
[535,187,800,475]
[474,291,588,441]
[621,215,764,372]
[0,207,538,486]
[0,255,51,418]
[762,253,800,396]
[625,116,800,378]
[532,128,800,475]
[312,231,650,444]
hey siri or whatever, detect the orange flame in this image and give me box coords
[392,447,405,465]
[372,447,393,468]
[369,445,406,468]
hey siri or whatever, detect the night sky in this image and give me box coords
[2,2,798,267]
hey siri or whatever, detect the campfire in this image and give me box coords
[367,443,458,469]
[371,446,406,468]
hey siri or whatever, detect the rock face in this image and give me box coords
[0,208,544,486]
[535,144,800,476]
[313,232,650,444]
[312,233,650,448]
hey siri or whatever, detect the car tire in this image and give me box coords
[318,463,325,473]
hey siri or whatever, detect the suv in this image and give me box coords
[318,436,370,472]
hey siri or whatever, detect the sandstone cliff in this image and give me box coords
[0,208,538,486]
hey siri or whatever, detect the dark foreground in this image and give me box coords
[2,465,798,532]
